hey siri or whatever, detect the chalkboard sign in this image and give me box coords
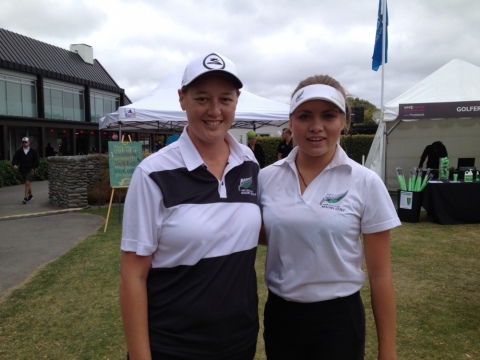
[108,141,143,187]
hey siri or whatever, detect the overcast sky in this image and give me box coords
[1,0,479,108]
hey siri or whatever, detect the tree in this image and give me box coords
[348,97,378,125]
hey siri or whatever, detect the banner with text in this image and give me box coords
[399,101,480,120]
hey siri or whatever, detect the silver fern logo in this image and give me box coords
[238,177,253,190]
[238,177,256,196]
[295,90,305,103]
[320,191,348,210]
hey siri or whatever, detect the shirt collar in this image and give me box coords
[178,125,255,171]
[274,144,352,171]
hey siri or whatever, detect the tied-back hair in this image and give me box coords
[291,75,352,133]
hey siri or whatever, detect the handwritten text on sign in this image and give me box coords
[108,141,142,187]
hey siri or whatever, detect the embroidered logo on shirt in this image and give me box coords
[238,177,256,196]
[320,191,348,211]
[239,177,252,190]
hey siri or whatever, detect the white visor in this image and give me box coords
[290,84,346,114]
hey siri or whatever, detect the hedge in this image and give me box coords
[0,158,49,188]
[257,135,374,167]
[0,135,374,188]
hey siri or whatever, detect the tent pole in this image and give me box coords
[383,125,387,182]
[384,118,402,182]
[386,119,402,136]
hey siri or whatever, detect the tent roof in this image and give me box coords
[376,59,480,121]
[99,73,289,131]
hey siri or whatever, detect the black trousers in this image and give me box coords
[263,291,365,360]
[127,343,256,360]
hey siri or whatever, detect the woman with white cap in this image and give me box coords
[258,75,400,359]
[120,52,261,359]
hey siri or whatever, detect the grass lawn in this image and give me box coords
[0,208,479,359]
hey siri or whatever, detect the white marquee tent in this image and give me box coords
[365,59,480,191]
[99,73,289,134]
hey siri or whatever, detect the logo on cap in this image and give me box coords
[295,90,305,103]
[203,54,226,70]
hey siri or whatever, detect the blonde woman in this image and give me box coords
[259,75,400,360]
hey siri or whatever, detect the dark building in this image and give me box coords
[0,28,131,160]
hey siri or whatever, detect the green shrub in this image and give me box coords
[257,135,374,167]
[340,134,374,164]
[0,157,49,188]
[256,136,281,167]
[35,158,49,181]
[0,160,22,187]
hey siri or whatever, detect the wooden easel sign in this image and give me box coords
[104,138,142,232]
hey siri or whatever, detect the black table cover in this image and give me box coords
[422,181,480,225]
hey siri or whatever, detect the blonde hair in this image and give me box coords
[291,75,351,133]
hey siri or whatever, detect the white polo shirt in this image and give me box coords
[259,145,400,303]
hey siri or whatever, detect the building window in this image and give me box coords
[90,92,119,123]
[44,83,84,121]
[0,74,37,117]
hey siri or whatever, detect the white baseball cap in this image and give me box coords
[290,84,346,114]
[22,137,29,142]
[181,52,243,89]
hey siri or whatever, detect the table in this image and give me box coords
[422,181,480,224]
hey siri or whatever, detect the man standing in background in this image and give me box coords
[276,128,293,160]
[12,137,39,204]
[247,130,265,168]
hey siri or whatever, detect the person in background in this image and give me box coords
[276,128,293,160]
[119,52,261,360]
[155,140,164,152]
[259,74,400,359]
[12,137,40,204]
[247,130,265,168]
[45,142,55,157]
[418,140,448,169]
[166,133,180,145]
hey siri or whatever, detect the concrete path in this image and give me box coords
[0,181,104,297]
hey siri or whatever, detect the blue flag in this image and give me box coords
[372,0,388,71]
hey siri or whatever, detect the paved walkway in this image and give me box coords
[0,181,105,297]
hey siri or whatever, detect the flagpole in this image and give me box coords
[371,0,388,181]
[380,0,387,121]
[381,0,387,182]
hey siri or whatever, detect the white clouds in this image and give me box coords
[0,0,104,44]
[1,0,478,107]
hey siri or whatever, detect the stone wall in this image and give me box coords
[48,155,106,208]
